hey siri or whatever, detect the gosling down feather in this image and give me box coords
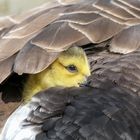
[0,0,140,140]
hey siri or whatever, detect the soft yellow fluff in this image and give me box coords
[23,47,90,102]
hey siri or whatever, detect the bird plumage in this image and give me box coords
[0,0,140,139]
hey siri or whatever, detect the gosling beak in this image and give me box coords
[79,76,91,87]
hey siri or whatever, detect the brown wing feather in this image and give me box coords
[57,12,101,24]
[4,8,66,39]
[110,25,140,53]
[0,36,32,61]
[14,43,59,75]
[0,54,16,83]
[93,0,135,19]
[31,22,84,51]
[115,0,140,10]
[70,17,125,43]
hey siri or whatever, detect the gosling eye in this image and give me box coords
[65,65,78,73]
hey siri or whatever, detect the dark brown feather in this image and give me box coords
[4,7,66,39]
[14,43,59,75]
[70,17,125,43]
[0,54,16,83]
[31,22,84,51]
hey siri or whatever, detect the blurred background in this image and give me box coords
[0,0,49,16]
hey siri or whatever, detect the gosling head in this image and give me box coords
[23,46,91,102]
[42,46,91,88]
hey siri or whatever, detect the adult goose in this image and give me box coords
[0,0,140,139]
